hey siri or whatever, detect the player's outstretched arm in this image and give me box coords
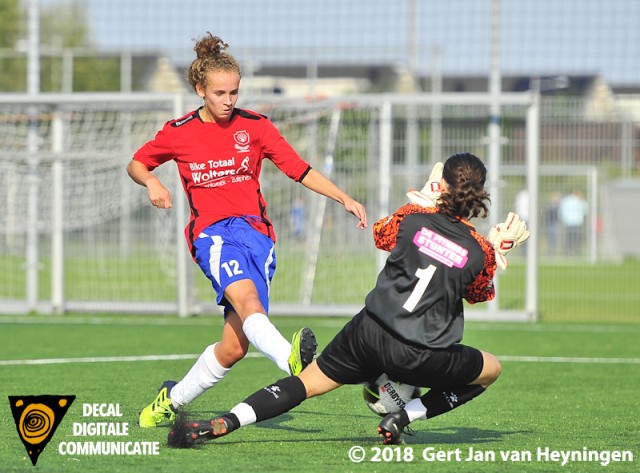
[300,168,367,228]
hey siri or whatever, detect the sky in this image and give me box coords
[69,0,640,85]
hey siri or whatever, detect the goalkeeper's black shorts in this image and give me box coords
[317,309,483,389]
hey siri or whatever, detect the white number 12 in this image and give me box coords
[402,265,436,312]
[221,260,243,277]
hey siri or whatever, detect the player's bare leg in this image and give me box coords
[214,311,250,368]
[225,279,316,375]
[470,351,501,387]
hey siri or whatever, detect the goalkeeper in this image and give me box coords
[167,152,530,447]
[127,32,368,429]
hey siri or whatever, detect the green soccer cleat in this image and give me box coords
[139,380,177,428]
[288,327,317,376]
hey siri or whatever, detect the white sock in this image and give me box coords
[230,402,257,427]
[170,343,230,409]
[404,397,427,422]
[242,313,292,374]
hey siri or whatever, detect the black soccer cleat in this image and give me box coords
[377,411,410,445]
[167,414,232,448]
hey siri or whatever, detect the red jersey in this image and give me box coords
[133,108,312,252]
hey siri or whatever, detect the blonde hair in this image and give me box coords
[186,32,241,92]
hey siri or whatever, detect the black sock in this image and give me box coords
[221,413,240,432]
[242,376,307,422]
[420,385,486,419]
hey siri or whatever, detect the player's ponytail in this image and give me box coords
[437,153,490,221]
[193,32,229,60]
[186,32,241,92]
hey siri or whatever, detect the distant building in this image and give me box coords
[612,85,640,122]
[207,63,400,97]
[135,54,186,93]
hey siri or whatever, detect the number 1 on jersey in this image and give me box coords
[403,265,436,312]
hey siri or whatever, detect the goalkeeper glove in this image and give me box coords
[406,162,444,208]
[487,212,531,270]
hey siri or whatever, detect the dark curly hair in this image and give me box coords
[437,152,490,221]
[186,32,241,92]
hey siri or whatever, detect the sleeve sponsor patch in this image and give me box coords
[171,112,197,127]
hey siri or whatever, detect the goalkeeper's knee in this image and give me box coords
[476,351,501,387]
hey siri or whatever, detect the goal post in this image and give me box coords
[0,92,187,314]
[370,92,538,322]
[301,105,342,305]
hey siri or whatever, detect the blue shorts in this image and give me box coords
[192,217,276,315]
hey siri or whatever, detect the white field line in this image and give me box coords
[0,353,200,366]
[497,355,640,364]
[2,353,640,367]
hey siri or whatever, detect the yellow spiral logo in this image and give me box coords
[18,403,55,445]
[10,394,75,466]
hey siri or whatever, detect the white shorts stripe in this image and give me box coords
[264,245,275,295]
[208,235,224,286]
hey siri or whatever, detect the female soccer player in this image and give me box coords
[168,152,529,446]
[128,33,367,428]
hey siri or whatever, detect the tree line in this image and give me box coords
[0,0,122,92]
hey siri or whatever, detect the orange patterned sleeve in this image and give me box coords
[373,204,436,251]
[464,230,497,304]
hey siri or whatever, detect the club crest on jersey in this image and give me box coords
[234,130,250,153]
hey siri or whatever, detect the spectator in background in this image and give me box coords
[290,197,306,241]
[515,188,529,223]
[545,192,561,256]
[559,190,588,256]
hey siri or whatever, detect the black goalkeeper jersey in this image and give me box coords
[365,204,496,349]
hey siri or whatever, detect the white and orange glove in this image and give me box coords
[487,212,531,270]
[406,162,444,208]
